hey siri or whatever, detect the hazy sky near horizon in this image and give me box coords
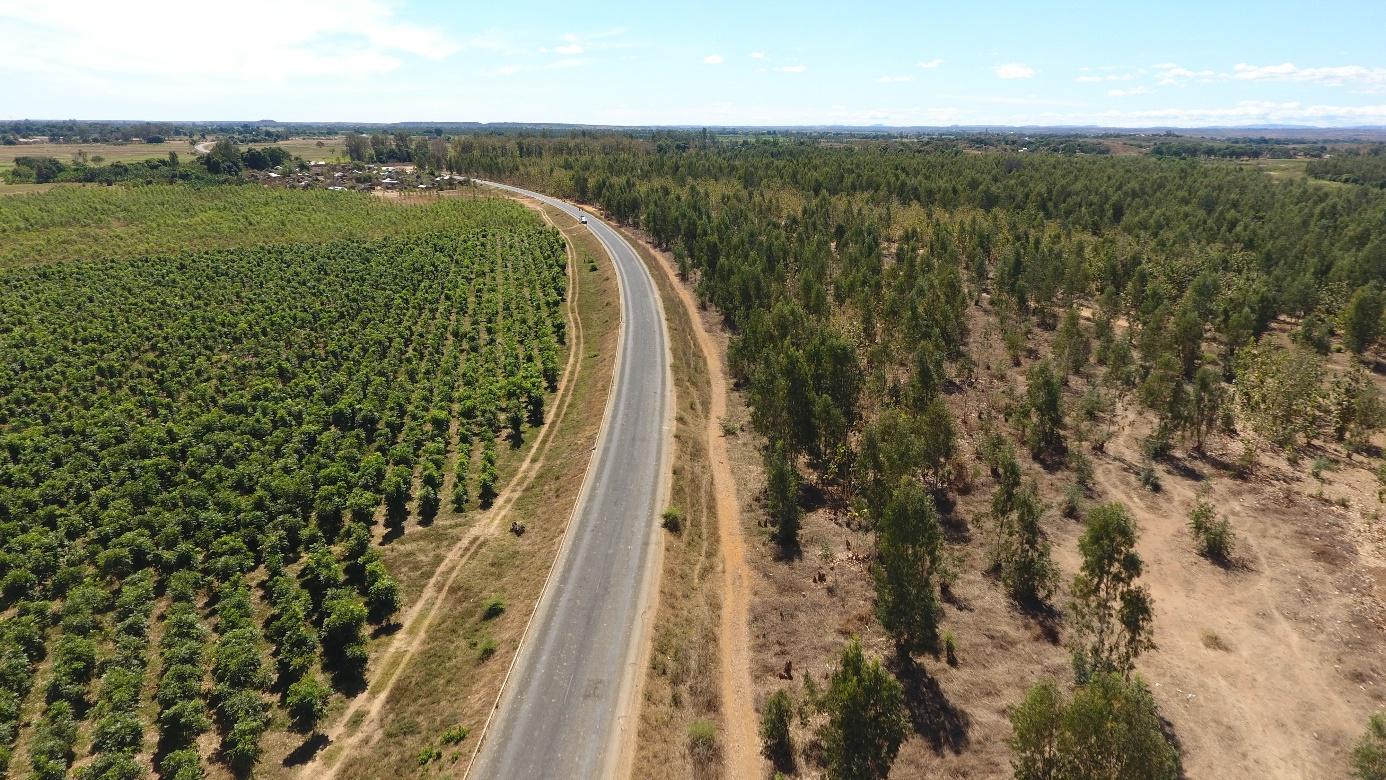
[3,0,1386,127]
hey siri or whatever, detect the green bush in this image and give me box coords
[661,507,684,534]
[475,634,497,661]
[285,674,331,734]
[1355,711,1386,780]
[818,638,907,780]
[440,724,470,745]
[1188,497,1235,563]
[482,596,506,621]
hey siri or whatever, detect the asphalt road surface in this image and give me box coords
[469,182,671,779]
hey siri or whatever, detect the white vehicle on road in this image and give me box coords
[579,214,588,224]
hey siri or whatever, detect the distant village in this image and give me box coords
[245,161,470,193]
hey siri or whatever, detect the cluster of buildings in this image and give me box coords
[245,161,469,193]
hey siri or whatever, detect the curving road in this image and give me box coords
[468,182,671,779]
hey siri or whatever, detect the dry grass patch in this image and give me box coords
[624,233,728,780]
[0,139,195,169]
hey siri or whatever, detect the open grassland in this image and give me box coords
[0,182,74,196]
[0,139,195,170]
[263,136,350,162]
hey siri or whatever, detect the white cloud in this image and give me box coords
[878,75,912,83]
[1075,75,1102,83]
[1232,62,1386,90]
[591,102,965,127]
[1154,64,1220,85]
[703,54,724,65]
[1107,86,1149,97]
[1027,100,1386,127]
[750,51,766,60]
[555,43,584,55]
[0,0,459,87]
[916,58,943,69]
[775,65,806,73]
[994,63,1035,79]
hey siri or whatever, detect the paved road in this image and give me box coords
[469,182,671,779]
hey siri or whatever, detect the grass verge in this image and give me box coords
[621,231,726,780]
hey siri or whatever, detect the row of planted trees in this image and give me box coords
[0,201,570,775]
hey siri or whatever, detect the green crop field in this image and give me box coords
[0,186,568,778]
[0,185,520,268]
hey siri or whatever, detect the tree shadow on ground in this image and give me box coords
[887,655,971,755]
[282,734,330,766]
[370,620,403,640]
[1163,454,1206,483]
[1017,598,1063,645]
[381,502,408,544]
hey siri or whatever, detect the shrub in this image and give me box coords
[440,724,470,745]
[363,561,401,624]
[1234,441,1257,478]
[1355,712,1386,779]
[1188,497,1235,563]
[1060,483,1083,519]
[687,719,721,769]
[1068,450,1094,487]
[158,749,203,780]
[1310,456,1332,481]
[1141,425,1173,460]
[1138,462,1161,492]
[417,745,442,765]
[660,507,684,534]
[475,634,497,661]
[481,596,506,621]
[285,674,331,734]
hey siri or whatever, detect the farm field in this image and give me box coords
[0,140,195,170]
[0,185,591,779]
[263,137,350,163]
[0,185,512,268]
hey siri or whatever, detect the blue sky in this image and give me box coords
[3,0,1386,126]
